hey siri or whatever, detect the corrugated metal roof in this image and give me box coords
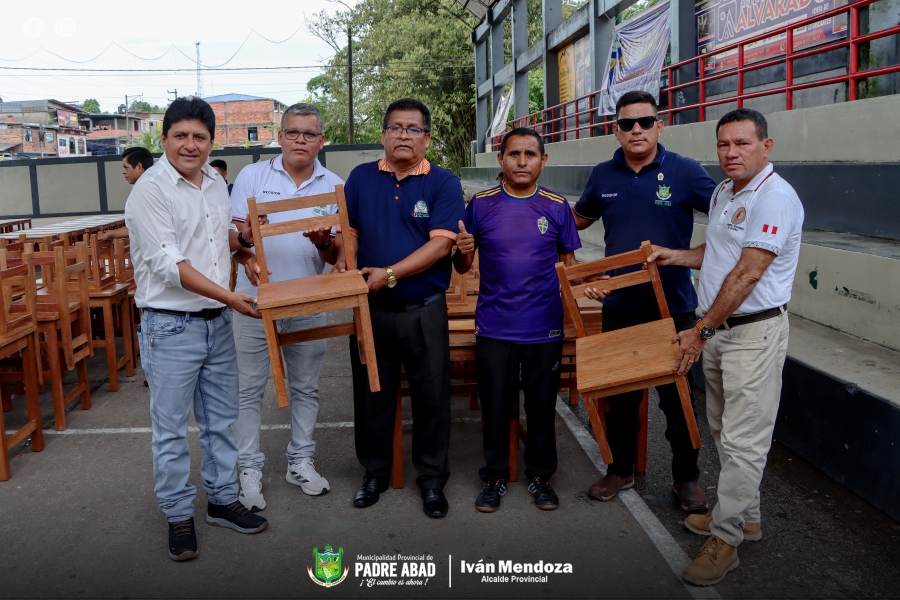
[202,93,271,103]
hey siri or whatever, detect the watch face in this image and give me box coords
[387,279,397,288]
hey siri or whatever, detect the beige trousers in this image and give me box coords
[703,311,790,547]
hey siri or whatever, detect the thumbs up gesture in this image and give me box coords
[456,220,475,255]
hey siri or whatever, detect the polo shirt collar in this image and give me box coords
[271,155,327,184]
[378,158,431,176]
[742,163,775,193]
[158,153,216,187]
[612,143,667,170]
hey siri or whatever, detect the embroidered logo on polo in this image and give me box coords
[537,216,549,234]
[412,201,429,218]
[312,205,329,216]
[731,207,747,224]
[762,224,778,234]
[262,190,280,195]
[655,184,672,206]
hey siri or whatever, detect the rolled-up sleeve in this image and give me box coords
[126,181,185,288]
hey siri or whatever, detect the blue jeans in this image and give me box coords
[232,312,327,471]
[139,309,240,523]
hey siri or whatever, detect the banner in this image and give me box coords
[598,3,671,115]
[695,0,848,75]
[558,35,592,104]
[489,84,515,140]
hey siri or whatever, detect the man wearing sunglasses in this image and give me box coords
[345,98,465,518]
[573,90,717,511]
[229,103,344,512]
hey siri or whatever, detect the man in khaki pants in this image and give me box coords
[647,108,804,586]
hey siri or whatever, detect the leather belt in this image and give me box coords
[144,307,226,320]
[717,305,787,330]
[371,291,445,312]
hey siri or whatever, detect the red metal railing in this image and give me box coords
[490,0,900,150]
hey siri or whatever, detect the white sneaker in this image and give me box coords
[286,458,330,496]
[238,468,266,512]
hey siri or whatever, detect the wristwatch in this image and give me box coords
[695,319,716,340]
[315,238,333,252]
[237,230,253,248]
[385,266,398,288]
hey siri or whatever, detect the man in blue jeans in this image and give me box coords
[126,96,268,561]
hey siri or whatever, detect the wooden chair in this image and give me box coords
[84,234,134,392]
[0,255,44,481]
[112,238,139,369]
[6,245,93,430]
[556,241,701,465]
[247,185,380,407]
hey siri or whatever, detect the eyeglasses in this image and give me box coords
[616,116,660,132]
[283,129,323,142]
[383,126,429,138]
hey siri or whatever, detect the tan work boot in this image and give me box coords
[587,473,634,501]
[683,535,739,586]
[684,513,762,542]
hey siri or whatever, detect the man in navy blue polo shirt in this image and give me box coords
[344,98,465,518]
[574,90,717,510]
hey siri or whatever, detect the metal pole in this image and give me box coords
[348,25,354,144]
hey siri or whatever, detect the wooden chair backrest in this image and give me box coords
[112,239,134,284]
[247,185,354,286]
[0,253,36,338]
[556,240,669,338]
[84,234,116,290]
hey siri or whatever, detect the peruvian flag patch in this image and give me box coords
[762,224,778,234]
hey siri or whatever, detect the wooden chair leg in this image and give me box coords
[76,354,91,411]
[352,307,367,365]
[636,389,649,473]
[356,296,380,393]
[23,333,43,453]
[392,389,404,489]
[45,325,67,431]
[675,375,702,449]
[582,392,613,465]
[261,310,289,408]
[101,300,119,391]
[121,298,134,378]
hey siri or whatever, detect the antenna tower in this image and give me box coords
[195,42,203,97]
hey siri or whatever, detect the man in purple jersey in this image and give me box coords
[454,128,581,513]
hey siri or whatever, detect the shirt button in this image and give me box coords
[209,239,213,242]
[161,243,166,247]
[395,196,399,200]
[396,184,400,188]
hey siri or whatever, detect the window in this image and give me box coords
[45,131,53,143]
[24,130,32,142]
[77,138,85,154]
[69,139,76,154]
[59,136,66,147]
[248,126,258,142]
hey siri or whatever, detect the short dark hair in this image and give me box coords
[209,159,227,172]
[716,108,768,141]
[163,96,216,139]
[122,146,153,171]
[615,90,658,118]
[499,127,545,156]
[382,98,431,132]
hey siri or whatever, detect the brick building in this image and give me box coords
[203,94,286,148]
[0,99,89,158]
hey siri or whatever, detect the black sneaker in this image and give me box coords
[475,479,507,513]
[527,477,559,510]
[206,501,268,534]
[168,518,198,561]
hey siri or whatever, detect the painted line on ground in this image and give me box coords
[555,397,721,600]
[6,417,482,436]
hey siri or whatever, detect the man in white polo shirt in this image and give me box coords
[647,108,803,586]
[230,103,345,511]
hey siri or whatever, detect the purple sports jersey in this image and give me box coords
[464,184,582,343]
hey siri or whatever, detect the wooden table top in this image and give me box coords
[0,216,124,240]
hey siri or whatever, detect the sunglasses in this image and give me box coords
[616,116,660,131]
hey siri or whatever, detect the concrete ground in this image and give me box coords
[2,317,900,598]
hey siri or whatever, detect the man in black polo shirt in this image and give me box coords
[344,98,465,518]
[574,91,717,511]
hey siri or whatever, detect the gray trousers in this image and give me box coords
[232,311,327,471]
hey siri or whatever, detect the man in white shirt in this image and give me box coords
[126,97,268,562]
[647,108,804,586]
[229,103,345,511]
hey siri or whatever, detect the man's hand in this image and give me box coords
[583,274,612,301]
[359,267,388,293]
[227,291,261,318]
[672,326,705,376]
[241,213,269,245]
[242,256,272,287]
[303,228,331,247]
[456,220,475,255]
[97,230,112,243]
[646,245,678,267]
[331,259,347,274]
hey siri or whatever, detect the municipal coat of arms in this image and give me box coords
[537,216,549,234]
[412,200,429,218]
[656,184,672,201]
[308,545,349,587]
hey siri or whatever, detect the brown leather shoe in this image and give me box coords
[587,473,634,501]
[682,535,739,586]
[684,513,763,542]
[672,481,709,512]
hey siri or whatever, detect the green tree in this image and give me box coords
[136,128,162,152]
[82,98,101,113]
[129,100,165,113]
[304,0,478,175]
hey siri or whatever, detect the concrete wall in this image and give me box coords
[0,144,382,218]
[474,94,900,166]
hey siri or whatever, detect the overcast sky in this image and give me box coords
[0,0,354,112]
